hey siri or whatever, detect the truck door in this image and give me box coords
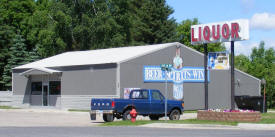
[150,90,165,114]
[130,90,150,114]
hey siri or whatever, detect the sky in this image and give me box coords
[167,0,275,56]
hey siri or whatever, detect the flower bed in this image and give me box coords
[197,109,261,122]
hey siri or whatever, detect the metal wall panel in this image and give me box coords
[120,43,261,110]
[235,69,261,96]
[60,64,117,95]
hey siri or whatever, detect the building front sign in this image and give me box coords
[191,19,249,44]
[144,66,208,83]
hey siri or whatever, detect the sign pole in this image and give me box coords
[165,70,168,122]
[231,41,235,110]
[204,44,208,110]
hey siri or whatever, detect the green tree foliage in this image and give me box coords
[0,0,177,90]
[133,0,177,44]
[235,41,275,108]
[176,18,226,53]
[2,34,30,90]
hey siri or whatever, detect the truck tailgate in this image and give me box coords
[91,98,113,110]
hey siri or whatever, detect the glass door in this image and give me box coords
[42,85,49,106]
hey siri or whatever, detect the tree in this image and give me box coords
[2,34,30,90]
[235,41,275,108]
[133,0,177,44]
[235,54,251,72]
[176,18,226,53]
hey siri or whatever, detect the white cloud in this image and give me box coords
[250,13,275,30]
[224,41,258,56]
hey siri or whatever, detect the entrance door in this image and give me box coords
[42,85,49,106]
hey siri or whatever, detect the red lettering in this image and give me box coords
[231,23,239,39]
[203,26,210,41]
[212,25,220,40]
[191,28,198,42]
[199,27,202,41]
[222,24,229,39]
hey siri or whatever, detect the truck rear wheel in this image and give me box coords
[169,109,180,120]
[122,110,131,121]
[103,114,114,122]
[149,115,160,120]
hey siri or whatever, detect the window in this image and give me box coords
[131,90,148,99]
[31,82,42,95]
[49,81,61,95]
[152,91,163,100]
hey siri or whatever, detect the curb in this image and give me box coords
[140,123,275,130]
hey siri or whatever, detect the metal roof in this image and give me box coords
[14,42,178,69]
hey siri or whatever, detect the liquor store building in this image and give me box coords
[12,42,261,110]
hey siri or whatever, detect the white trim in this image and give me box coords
[11,72,14,95]
[20,67,61,76]
[116,63,120,97]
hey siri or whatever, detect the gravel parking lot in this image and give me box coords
[0,109,196,127]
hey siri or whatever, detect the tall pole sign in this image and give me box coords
[191,19,249,110]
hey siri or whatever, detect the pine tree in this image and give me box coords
[2,34,29,90]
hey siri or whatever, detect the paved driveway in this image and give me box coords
[0,109,197,127]
[0,109,99,127]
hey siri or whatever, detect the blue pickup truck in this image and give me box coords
[90,89,184,122]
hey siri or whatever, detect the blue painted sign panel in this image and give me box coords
[144,66,209,83]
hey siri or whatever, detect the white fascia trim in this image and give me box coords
[19,67,61,76]
[116,63,120,97]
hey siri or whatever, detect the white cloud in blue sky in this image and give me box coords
[250,13,275,30]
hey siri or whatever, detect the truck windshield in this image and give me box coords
[131,90,148,99]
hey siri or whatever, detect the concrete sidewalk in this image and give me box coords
[140,123,275,130]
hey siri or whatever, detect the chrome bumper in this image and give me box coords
[90,110,114,120]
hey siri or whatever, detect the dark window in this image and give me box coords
[49,81,61,95]
[131,90,148,99]
[152,91,163,100]
[31,82,42,95]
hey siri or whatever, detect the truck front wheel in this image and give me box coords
[122,110,131,120]
[103,114,114,122]
[169,109,180,120]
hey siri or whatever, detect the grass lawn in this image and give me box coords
[68,109,90,112]
[256,113,275,124]
[100,113,275,126]
[0,106,20,109]
[183,110,197,113]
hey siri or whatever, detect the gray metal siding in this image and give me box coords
[12,72,31,106]
[120,43,261,110]
[120,43,206,110]
[61,65,117,95]
[235,69,260,96]
[208,70,231,109]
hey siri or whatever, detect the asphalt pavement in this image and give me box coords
[0,109,275,137]
[0,126,274,137]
